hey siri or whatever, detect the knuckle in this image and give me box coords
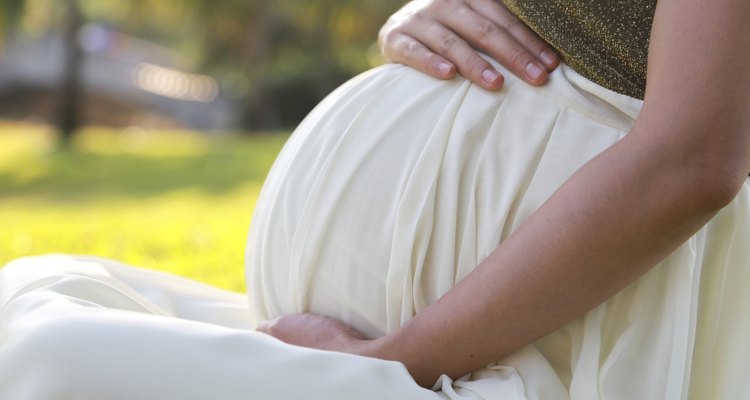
[455,6,472,18]
[404,40,426,59]
[465,56,488,75]
[440,34,459,52]
[500,14,521,30]
[380,31,402,58]
[411,10,425,22]
[476,21,498,40]
[381,28,398,45]
[509,47,527,66]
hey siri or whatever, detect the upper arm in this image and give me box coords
[634,0,750,187]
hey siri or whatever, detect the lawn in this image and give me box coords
[0,124,288,292]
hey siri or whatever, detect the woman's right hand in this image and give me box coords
[379,0,559,91]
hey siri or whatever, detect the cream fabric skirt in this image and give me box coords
[2,60,749,399]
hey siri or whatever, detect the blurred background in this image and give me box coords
[0,0,403,291]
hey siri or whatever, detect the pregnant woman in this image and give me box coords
[2,0,749,399]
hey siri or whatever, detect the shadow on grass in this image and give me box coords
[0,135,288,200]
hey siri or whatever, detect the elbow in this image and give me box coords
[631,116,749,211]
[633,97,750,210]
[685,164,746,211]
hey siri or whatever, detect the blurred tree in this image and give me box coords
[58,0,84,147]
[2,0,83,147]
[1,0,404,132]
[239,0,404,129]
[0,1,23,43]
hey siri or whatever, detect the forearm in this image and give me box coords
[364,0,750,387]
[258,0,750,385]
[365,129,722,386]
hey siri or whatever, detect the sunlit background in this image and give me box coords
[0,0,402,291]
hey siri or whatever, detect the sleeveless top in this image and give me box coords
[501,0,657,99]
[501,1,750,176]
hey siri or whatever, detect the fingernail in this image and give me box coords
[540,51,557,66]
[438,62,452,76]
[482,68,500,84]
[525,62,544,80]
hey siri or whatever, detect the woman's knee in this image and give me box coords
[0,306,90,399]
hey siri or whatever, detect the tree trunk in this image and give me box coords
[314,1,335,97]
[58,0,83,148]
[244,0,282,130]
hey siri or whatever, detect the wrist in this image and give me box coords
[356,334,395,360]
[357,327,438,388]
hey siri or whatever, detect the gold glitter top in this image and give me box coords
[501,0,657,99]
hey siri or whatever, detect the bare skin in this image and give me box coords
[378,0,559,90]
[258,0,750,388]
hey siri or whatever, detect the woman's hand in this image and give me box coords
[379,0,559,91]
[257,313,373,355]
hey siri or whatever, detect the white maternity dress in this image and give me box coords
[2,58,749,399]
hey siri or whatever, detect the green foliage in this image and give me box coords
[0,0,25,41]
[1,0,403,128]
[0,125,288,292]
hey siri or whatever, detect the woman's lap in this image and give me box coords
[0,255,440,400]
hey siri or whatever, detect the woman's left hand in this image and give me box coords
[257,313,372,355]
[379,0,559,91]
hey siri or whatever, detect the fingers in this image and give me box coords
[379,0,561,90]
[440,2,556,86]
[380,30,459,81]
[467,0,559,73]
[467,0,560,71]
[256,314,370,354]
[256,316,281,335]
[381,9,505,91]
[412,21,506,90]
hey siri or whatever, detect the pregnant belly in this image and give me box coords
[245,62,639,338]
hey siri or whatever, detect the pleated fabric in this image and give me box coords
[246,59,750,399]
[1,59,748,399]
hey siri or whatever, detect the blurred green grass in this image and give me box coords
[0,124,288,292]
